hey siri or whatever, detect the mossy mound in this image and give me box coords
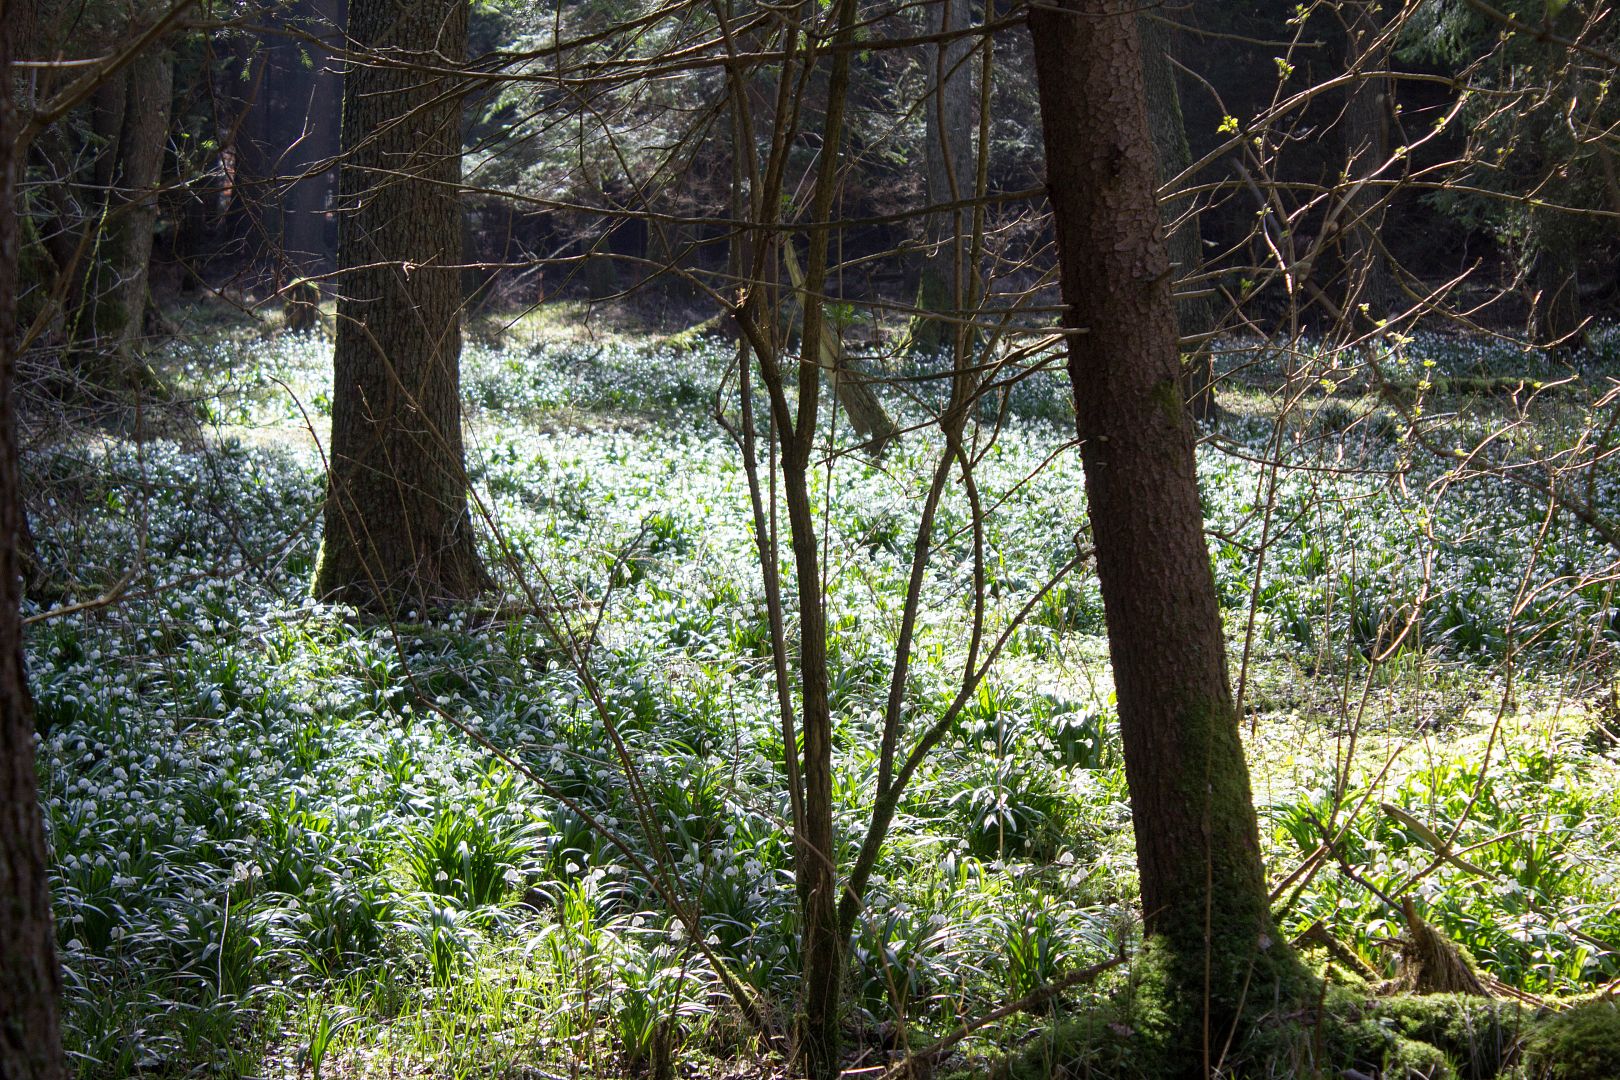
[968,982,1548,1079]
[1508,999,1620,1080]
[1326,993,1531,1079]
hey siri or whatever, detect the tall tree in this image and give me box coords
[1139,9,1218,418]
[84,42,174,366]
[237,0,346,327]
[24,1,174,387]
[1,8,70,1076]
[313,0,490,610]
[1027,0,1298,1066]
[906,0,975,355]
[1341,0,1394,323]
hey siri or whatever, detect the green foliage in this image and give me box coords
[25,327,1620,1076]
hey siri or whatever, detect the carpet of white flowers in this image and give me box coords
[23,325,1620,1077]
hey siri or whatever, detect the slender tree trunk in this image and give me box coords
[313,0,490,611]
[1,15,70,1076]
[906,0,975,355]
[1342,0,1393,323]
[70,35,172,385]
[789,3,859,1075]
[1139,10,1218,419]
[1027,0,1297,1065]
[1528,204,1582,351]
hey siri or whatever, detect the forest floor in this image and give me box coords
[20,304,1620,1078]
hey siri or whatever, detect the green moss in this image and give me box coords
[1319,993,1528,1080]
[1512,999,1620,1080]
[1377,995,1528,1078]
[1140,696,1308,1033]
[973,981,1544,1080]
[1151,377,1185,429]
[976,990,1172,1080]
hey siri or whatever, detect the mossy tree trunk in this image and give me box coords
[1027,0,1298,1066]
[906,0,975,356]
[1,20,70,1077]
[314,0,490,611]
[1139,10,1218,420]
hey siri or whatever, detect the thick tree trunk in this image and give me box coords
[906,0,975,355]
[313,0,490,611]
[1139,10,1218,419]
[73,42,173,381]
[1,18,70,1077]
[108,49,173,349]
[1027,0,1296,1064]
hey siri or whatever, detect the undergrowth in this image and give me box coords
[23,322,1620,1077]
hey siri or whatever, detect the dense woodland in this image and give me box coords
[4,0,1620,1078]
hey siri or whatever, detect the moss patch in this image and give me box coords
[968,983,1554,1079]
[1511,999,1620,1080]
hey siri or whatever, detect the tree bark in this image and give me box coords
[906,0,975,355]
[277,0,345,284]
[1341,0,1393,324]
[73,37,173,381]
[313,0,490,611]
[108,49,173,349]
[1528,207,1583,351]
[1,15,70,1077]
[1139,10,1218,419]
[1027,0,1296,1064]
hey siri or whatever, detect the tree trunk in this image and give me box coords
[1341,0,1393,324]
[275,0,346,289]
[1139,10,1218,420]
[1,17,71,1076]
[313,0,490,611]
[906,0,975,355]
[108,48,173,350]
[787,4,860,1076]
[1528,209,1582,351]
[782,243,898,455]
[69,35,172,387]
[1027,0,1297,1065]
